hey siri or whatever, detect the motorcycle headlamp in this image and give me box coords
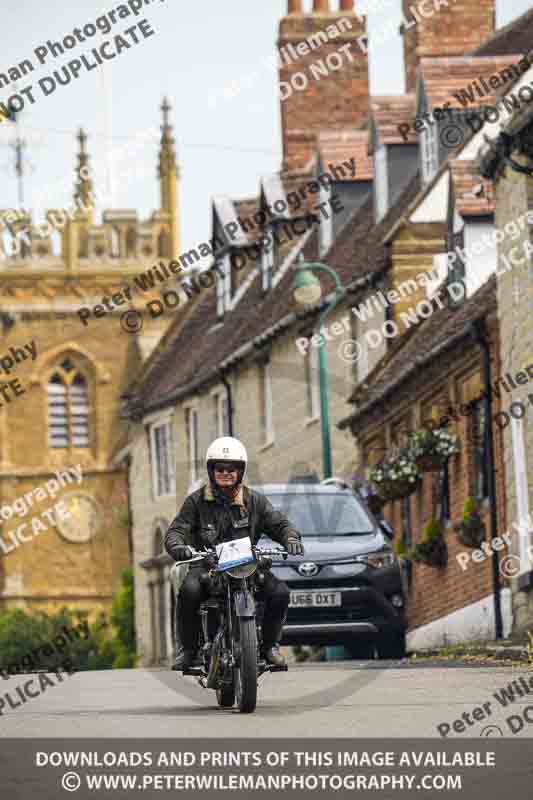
[225,562,258,579]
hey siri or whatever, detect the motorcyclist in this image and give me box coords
[165,437,305,671]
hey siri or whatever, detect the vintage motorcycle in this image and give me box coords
[174,541,289,714]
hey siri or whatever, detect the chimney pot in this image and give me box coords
[313,0,330,12]
[287,0,303,12]
[339,0,354,10]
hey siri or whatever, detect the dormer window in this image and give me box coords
[261,228,275,292]
[374,144,388,222]
[421,125,439,183]
[216,252,231,317]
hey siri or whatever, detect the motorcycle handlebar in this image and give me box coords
[176,544,288,564]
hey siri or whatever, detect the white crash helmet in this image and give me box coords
[205,436,248,483]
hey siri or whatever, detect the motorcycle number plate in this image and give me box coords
[216,536,254,570]
[289,591,342,608]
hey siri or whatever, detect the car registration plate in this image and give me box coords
[289,590,341,608]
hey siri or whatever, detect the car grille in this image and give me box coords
[287,607,374,623]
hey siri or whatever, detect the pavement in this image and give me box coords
[1,659,533,738]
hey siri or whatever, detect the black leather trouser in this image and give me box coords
[177,568,290,652]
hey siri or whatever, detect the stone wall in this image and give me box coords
[493,156,533,635]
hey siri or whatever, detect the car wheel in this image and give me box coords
[376,632,406,660]
[345,638,375,660]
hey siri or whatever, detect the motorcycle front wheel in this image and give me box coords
[216,682,235,707]
[234,618,258,714]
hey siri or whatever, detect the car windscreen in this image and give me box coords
[264,492,374,536]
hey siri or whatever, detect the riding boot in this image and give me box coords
[174,608,200,670]
[171,604,185,670]
[261,619,286,667]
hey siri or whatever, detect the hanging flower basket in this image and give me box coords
[413,537,448,568]
[407,428,460,474]
[454,500,486,548]
[369,453,421,503]
[376,478,417,502]
[412,519,448,568]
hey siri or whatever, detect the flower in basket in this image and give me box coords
[454,498,485,546]
[394,535,409,558]
[408,428,460,460]
[413,518,447,567]
[369,453,420,486]
[422,518,442,542]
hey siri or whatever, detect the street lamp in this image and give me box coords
[293,262,346,479]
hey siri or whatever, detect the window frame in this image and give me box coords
[216,252,232,317]
[470,398,490,502]
[47,359,91,451]
[420,123,439,183]
[149,419,175,500]
[374,143,389,222]
[261,226,275,292]
[212,391,230,438]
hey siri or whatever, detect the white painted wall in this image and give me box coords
[407,589,513,651]
[463,221,498,296]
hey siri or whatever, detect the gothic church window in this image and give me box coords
[47,358,90,448]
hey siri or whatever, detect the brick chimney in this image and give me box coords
[279,1,368,172]
[402,0,496,92]
[288,0,303,13]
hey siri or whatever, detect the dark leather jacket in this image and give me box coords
[165,483,301,560]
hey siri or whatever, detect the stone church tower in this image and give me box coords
[0,99,180,619]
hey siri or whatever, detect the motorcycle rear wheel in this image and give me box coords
[235,618,258,714]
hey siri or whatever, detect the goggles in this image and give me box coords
[213,462,241,474]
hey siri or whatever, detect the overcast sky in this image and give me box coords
[0,0,531,252]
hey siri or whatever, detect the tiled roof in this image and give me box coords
[317,130,373,181]
[339,276,497,429]
[126,173,422,416]
[474,8,533,57]
[370,95,417,148]
[419,55,525,109]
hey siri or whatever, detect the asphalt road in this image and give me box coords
[1,660,533,738]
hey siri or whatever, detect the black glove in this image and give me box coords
[174,545,193,561]
[287,538,304,556]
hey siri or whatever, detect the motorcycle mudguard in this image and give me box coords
[234,590,255,618]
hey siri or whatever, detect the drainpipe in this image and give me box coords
[219,370,234,437]
[469,318,504,640]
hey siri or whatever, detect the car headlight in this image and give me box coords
[360,549,396,569]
